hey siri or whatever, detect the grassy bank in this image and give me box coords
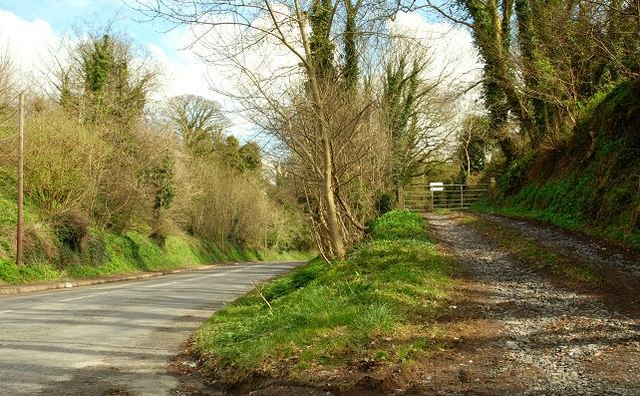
[192,210,452,389]
[0,193,310,285]
[473,190,640,251]
[467,214,597,284]
[478,81,640,251]
[0,233,309,285]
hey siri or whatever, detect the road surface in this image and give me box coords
[0,261,302,395]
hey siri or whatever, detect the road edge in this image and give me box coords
[0,261,303,296]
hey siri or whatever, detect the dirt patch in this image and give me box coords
[412,278,535,394]
[168,341,430,396]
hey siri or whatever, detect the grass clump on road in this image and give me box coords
[469,215,598,284]
[193,210,452,386]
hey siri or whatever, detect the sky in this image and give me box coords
[0,0,481,139]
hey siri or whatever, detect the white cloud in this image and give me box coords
[147,42,213,99]
[0,10,59,88]
[389,11,482,89]
[0,8,483,139]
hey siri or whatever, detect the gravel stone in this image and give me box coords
[428,214,640,395]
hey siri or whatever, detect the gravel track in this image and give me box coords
[428,214,640,395]
[484,214,640,277]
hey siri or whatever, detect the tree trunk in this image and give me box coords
[292,0,346,259]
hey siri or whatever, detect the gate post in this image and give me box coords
[490,177,497,203]
[460,185,464,209]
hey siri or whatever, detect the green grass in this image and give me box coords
[0,225,312,285]
[469,216,598,284]
[474,197,640,251]
[0,260,62,284]
[369,209,430,240]
[193,210,452,383]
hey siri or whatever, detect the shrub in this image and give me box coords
[52,208,91,252]
[21,109,109,214]
[22,223,58,265]
[369,210,427,241]
[376,192,393,215]
[498,152,536,194]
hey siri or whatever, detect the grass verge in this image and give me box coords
[462,212,640,318]
[0,191,311,285]
[473,200,640,252]
[192,210,452,389]
[0,227,312,285]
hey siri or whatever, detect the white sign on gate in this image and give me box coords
[429,182,444,192]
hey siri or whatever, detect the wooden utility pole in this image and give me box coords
[16,93,24,266]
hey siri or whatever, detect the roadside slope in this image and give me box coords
[483,80,640,250]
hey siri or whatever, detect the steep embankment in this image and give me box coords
[0,192,308,285]
[484,80,640,250]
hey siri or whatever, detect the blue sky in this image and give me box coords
[0,0,224,113]
[0,0,181,59]
[0,1,480,139]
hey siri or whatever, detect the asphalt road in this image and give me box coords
[0,261,302,395]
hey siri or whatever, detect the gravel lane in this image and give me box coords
[484,214,640,277]
[428,214,640,395]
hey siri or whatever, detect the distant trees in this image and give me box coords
[456,114,490,181]
[0,51,13,113]
[380,49,455,208]
[163,94,229,156]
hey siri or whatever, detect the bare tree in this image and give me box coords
[162,94,230,156]
[457,113,490,181]
[0,50,13,114]
[138,0,393,258]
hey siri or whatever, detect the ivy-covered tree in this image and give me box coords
[309,0,337,81]
[145,154,176,244]
[58,32,156,129]
[238,141,262,172]
[460,0,530,163]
